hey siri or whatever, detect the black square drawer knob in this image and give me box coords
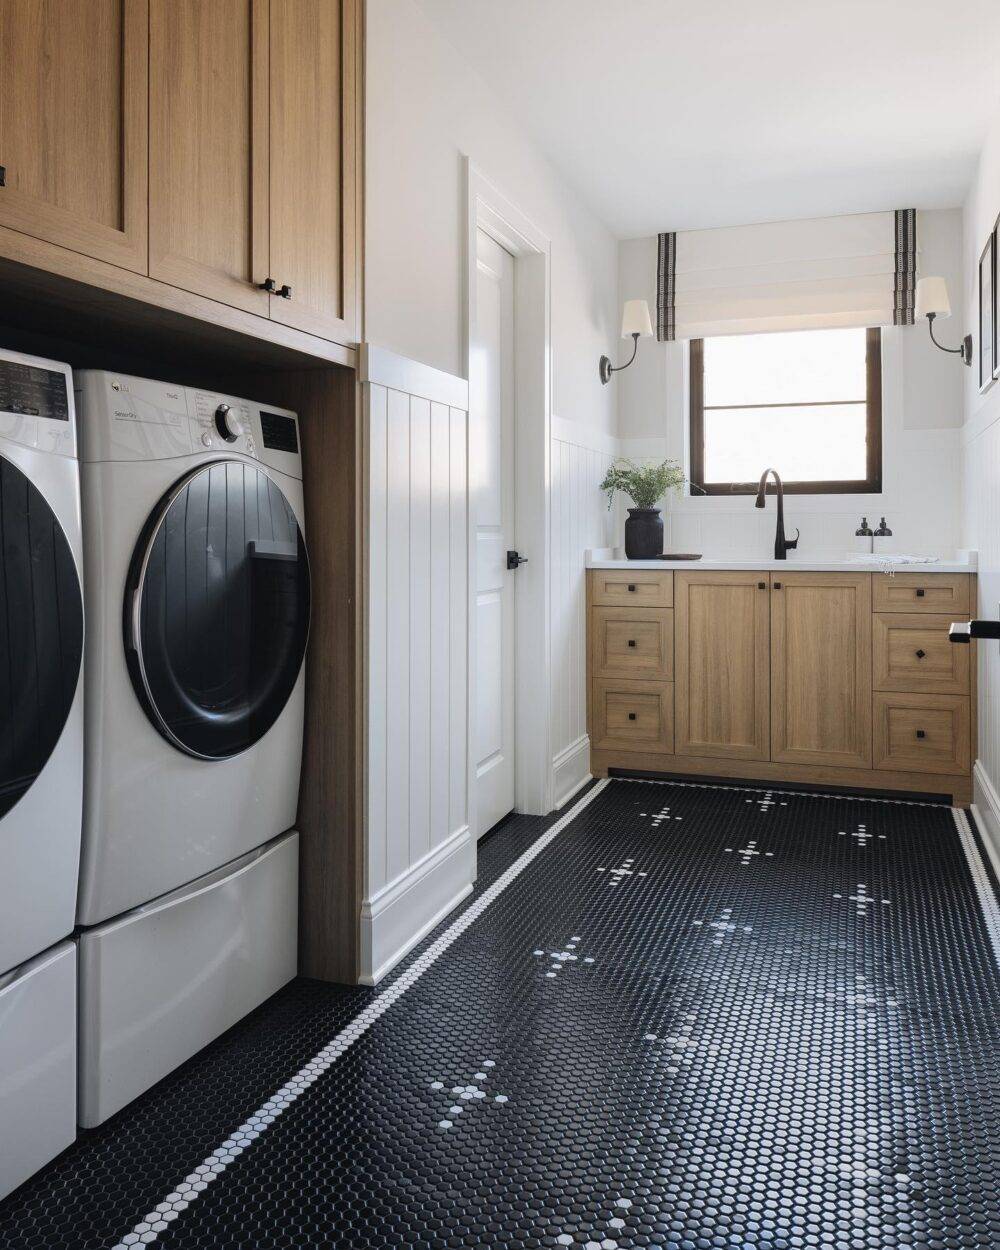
[627,584,636,592]
[628,712,637,721]
[627,639,636,647]
[915,649,926,659]
[916,729,926,739]
[757,581,766,590]
[916,588,926,597]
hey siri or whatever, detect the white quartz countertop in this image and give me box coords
[586,553,977,574]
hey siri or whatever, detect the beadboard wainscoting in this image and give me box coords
[360,346,473,984]
[550,417,617,807]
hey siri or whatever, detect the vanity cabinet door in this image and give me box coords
[0,0,148,271]
[674,571,770,761]
[771,572,872,769]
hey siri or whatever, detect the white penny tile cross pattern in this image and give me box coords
[531,936,597,979]
[595,857,648,887]
[723,838,775,866]
[429,1062,510,1130]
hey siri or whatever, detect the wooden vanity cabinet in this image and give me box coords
[0,0,148,272]
[588,567,974,803]
[674,571,769,761]
[770,572,872,769]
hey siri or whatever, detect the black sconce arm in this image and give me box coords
[599,333,640,385]
[926,313,973,367]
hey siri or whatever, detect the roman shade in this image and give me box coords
[657,209,918,341]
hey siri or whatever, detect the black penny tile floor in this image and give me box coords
[2,778,1000,1249]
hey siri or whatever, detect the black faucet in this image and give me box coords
[755,468,799,560]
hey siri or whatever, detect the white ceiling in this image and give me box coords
[415,0,1000,238]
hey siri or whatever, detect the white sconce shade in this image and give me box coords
[916,276,951,319]
[621,299,654,339]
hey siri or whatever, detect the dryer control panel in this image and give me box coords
[75,372,301,480]
[0,349,76,457]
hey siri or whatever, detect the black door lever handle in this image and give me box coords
[950,620,1000,643]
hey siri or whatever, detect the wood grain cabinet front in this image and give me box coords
[590,606,673,682]
[872,573,971,615]
[770,572,872,769]
[874,692,970,776]
[592,679,674,755]
[873,613,970,695]
[589,569,673,608]
[0,0,148,272]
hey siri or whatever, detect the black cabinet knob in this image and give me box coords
[628,712,637,721]
[757,581,766,590]
[277,284,293,299]
[627,584,636,592]
[258,277,277,293]
[915,649,926,659]
[773,581,782,590]
[916,729,926,739]
[627,640,636,648]
[915,588,925,597]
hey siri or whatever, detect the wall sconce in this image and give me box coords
[916,276,972,366]
[600,299,653,384]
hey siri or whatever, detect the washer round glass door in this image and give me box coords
[125,461,311,761]
[0,453,84,820]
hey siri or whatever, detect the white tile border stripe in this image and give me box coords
[952,806,1000,973]
[109,780,611,1249]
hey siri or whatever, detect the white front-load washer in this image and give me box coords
[75,371,306,1124]
[0,348,82,1198]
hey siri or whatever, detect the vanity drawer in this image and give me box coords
[873,613,970,695]
[873,692,970,776]
[871,573,971,615]
[590,606,673,681]
[592,679,674,754]
[590,569,673,608]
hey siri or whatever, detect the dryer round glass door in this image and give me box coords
[0,453,84,820]
[125,461,311,760]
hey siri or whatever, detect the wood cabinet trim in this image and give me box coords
[871,572,971,615]
[589,568,673,608]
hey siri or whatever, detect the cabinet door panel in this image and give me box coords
[268,0,360,343]
[0,0,147,271]
[675,572,770,760]
[149,0,269,313]
[771,573,872,768]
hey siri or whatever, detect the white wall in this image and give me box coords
[366,0,621,830]
[366,0,619,439]
[963,112,1000,837]
[361,349,472,984]
[614,210,965,561]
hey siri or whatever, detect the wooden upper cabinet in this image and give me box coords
[771,572,872,769]
[267,0,360,343]
[0,0,148,271]
[674,571,770,761]
[149,0,270,314]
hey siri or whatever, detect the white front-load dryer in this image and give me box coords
[75,371,310,924]
[0,349,83,975]
[75,372,305,1124]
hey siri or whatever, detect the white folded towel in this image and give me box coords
[844,553,939,565]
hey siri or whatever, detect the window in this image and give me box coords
[689,326,882,494]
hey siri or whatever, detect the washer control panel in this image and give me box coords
[0,350,76,457]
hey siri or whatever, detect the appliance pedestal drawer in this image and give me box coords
[0,942,76,1200]
[873,693,971,776]
[78,831,298,1127]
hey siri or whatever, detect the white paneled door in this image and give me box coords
[472,229,516,836]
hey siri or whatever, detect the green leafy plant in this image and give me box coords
[599,457,687,511]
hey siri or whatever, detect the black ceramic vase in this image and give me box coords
[624,507,663,559]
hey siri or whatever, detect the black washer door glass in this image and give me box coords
[0,453,83,820]
[127,461,310,760]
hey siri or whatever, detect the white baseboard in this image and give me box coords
[552,735,592,810]
[359,825,474,985]
[972,759,1000,880]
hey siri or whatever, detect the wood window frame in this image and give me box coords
[689,327,883,495]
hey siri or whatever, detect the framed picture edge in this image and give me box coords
[980,229,996,394]
[993,212,1000,383]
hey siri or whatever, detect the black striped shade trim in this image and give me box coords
[656,232,676,342]
[894,208,917,326]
